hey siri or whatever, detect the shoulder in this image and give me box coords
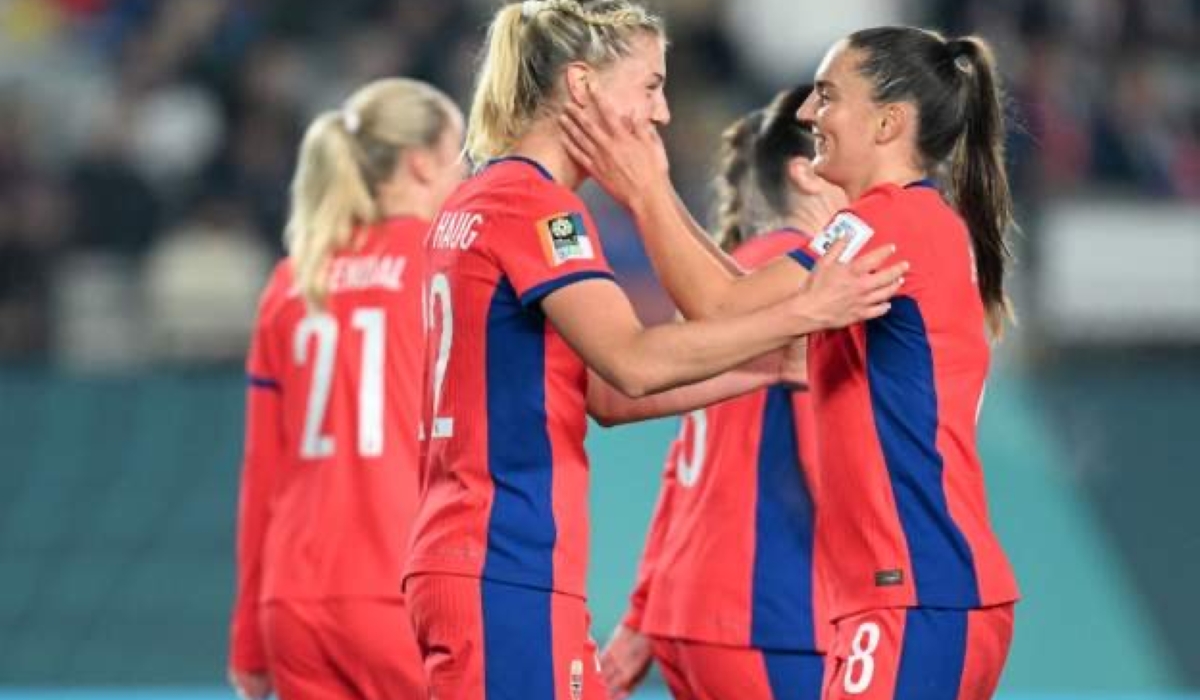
[733,229,811,269]
[252,258,296,337]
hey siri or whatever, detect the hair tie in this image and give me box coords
[341,109,361,135]
[948,40,973,73]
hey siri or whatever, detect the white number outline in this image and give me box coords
[293,308,387,459]
[352,309,385,457]
[843,621,882,695]
[675,409,707,488]
[294,314,337,459]
[427,272,455,439]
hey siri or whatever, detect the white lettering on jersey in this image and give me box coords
[430,210,482,251]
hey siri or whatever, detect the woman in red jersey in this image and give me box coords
[401,3,906,699]
[563,25,1020,700]
[227,78,465,700]
[600,84,848,700]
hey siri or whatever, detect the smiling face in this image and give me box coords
[592,32,671,127]
[797,40,885,195]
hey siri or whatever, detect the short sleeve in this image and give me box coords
[788,187,901,271]
[493,191,616,308]
[734,229,811,270]
[245,265,286,389]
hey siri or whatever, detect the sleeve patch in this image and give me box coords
[537,212,594,266]
[810,212,875,262]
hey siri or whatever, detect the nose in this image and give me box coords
[652,93,671,126]
[797,92,818,123]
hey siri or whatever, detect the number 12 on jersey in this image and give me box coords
[426,272,454,439]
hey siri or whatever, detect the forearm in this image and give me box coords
[671,193,745,278]
[630,184,740,318]
[634,187,811,320]
[624,299,819,396]
[587,351,780,426]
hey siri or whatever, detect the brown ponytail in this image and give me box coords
[946,38,1014,336]
[849,27,1015,337]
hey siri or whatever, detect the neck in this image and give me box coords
[376,180,432,221]
[845,158,926,202]
[509,118,584,189]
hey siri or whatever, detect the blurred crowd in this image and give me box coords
[0,0,1196,365]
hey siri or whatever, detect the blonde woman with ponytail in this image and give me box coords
[564,25,1021,700]
[228,77,463,700]
[402,3,904,699]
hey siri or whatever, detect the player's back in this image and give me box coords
[407,158,616,598]
[638,230,829,652]
[250,216,427,601]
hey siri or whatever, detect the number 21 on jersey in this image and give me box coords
[293,308,385,459]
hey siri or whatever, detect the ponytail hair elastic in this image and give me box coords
[947,40,973,73]
[341,109,362,134]
[522,0,546,19]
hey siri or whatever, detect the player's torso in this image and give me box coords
[408,160,600,597]
[643,232,829,651]
[259,218,427,599]
[806,185,1017,617]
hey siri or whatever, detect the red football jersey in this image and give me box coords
[787,181,1019,620]
[405,157,616,598]
[229,217,428,669]
[626,230,831,653]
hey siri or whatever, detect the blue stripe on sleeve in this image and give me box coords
[788,249,817,270]
[519,270,615,308]
[247,375,280,392]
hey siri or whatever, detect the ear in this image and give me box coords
[405,147,435,186]
[875,102,911,146]
[563,62,594,106]
[787,156,822,195]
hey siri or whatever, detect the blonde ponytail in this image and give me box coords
[285,78,458,309]
[465,0,663,165]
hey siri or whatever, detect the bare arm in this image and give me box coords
[561,91,906,321]
[541,278,823,399]
[585,350,782,426]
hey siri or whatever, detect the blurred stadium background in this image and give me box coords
[1,0,1197,698]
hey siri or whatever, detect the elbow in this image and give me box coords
[607,362,657,401]
[590,409,620,429]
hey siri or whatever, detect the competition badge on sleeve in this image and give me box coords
[538,212,594,266]
[810,212,874,262]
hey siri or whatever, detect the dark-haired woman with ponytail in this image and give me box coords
[564,26,1019,700]
[601,85,848,700]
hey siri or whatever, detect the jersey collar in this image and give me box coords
[485,156,556,182]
